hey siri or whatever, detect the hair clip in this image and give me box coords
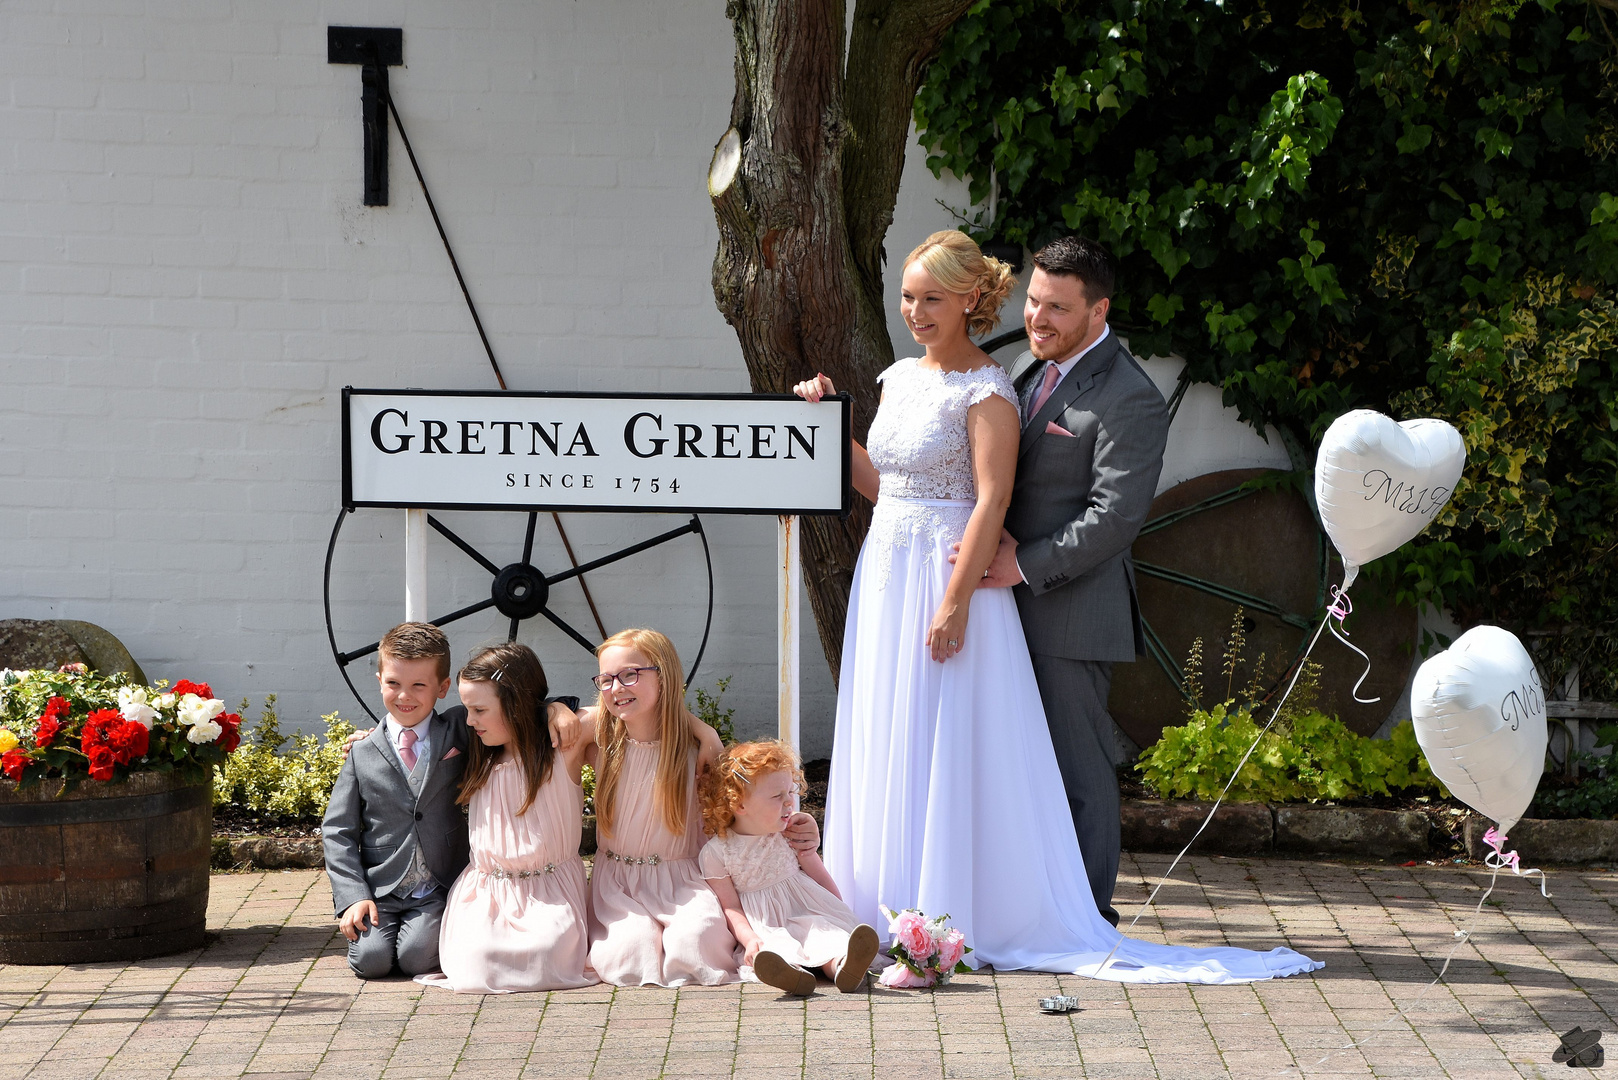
[729,761,751,785]
[491,668,504,681]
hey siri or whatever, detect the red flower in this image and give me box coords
[217,713,242,754]
[86,745,116,781]
[171,680,213,700]
[82,710,147,765]
[1,749,27,782]
[34,700,66,748]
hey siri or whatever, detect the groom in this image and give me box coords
[977,236,1169,926]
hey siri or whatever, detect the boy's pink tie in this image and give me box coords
[398,727,418,771]
[1027,362,1061,422]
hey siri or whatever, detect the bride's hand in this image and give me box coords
[791,373,836,402]
[926,601,968,663]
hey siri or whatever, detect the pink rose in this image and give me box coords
[936,928,967,970]
[878,963,937,989]
[894,913,934,962]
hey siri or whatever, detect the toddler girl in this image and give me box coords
[583,628,740,986]
[698,740,880,995]
[420,642,597,993]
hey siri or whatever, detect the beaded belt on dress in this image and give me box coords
[599,848,661,866]
[482,864,558,879]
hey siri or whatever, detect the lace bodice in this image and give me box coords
[698,831,802,894]
[866,358,1018,501]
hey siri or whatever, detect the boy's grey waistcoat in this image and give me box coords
[1004,333,1170,662]
[322,707,471,915]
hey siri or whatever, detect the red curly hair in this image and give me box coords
[698,739,804,838]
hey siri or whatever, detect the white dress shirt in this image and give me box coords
[383,711,439,898]
[1014,325,1112,583]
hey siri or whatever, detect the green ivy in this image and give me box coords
[918,0,1618,695]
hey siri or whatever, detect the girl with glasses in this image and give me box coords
[582,628,812,986]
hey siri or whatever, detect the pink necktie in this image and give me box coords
[1027,362,1061,421]
[398,727,418,771]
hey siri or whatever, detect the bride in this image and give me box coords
[794,231,1320,982]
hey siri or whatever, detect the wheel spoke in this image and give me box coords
[545,519,699,586]
[537,606,598,654]
[1139,485,1257,536]
[427,514,502,577]
[509,616,521,642]
[1134,560,1314,629]
[521,511,538,565]
[1140,617,1189,703]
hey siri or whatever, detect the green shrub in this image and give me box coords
[1530,724,1618,820]
[212,696,354,820]
[689,676,736,745]
[1137,706,1443,803]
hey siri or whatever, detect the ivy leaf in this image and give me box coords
[1396,123,1433,153]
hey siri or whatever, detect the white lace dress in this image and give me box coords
[698,831,865,972]
[821,358,1323,983]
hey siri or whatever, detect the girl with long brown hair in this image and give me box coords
[580,628,745,986]
[418,641,599,993]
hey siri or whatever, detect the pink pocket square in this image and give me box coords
[441,747,461,760]
[1045,421,1076,437]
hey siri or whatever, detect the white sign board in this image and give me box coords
[343,388,851,515]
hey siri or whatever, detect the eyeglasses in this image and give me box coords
[591,666,659,692]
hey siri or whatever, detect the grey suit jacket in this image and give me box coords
[321,707,471,915]
[1004,332,1170,662]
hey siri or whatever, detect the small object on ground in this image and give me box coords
[1039,995,1082,1014]
[1401,859,1418,867]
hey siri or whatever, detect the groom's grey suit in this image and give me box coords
[1005,329,1169,925]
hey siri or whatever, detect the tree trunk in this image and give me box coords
[711,0,973,680]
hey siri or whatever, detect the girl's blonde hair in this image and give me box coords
[592,627,698,839]
[905,230,1018,339]
[699,740,804,838]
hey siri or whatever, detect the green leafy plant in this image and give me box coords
[689,676,736,745]
[919,0,1618,698]
[212,696,354,820]
[1529,722,1618,819]
[1138,706,1442,803]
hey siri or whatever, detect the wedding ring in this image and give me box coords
[947,639,958,648]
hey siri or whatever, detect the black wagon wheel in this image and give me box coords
[323,508,714,723]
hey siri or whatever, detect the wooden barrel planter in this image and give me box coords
[0,770,211,964]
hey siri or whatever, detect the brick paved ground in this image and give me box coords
[2,854,1614,1079]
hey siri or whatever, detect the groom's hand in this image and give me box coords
[949,529,1023,589]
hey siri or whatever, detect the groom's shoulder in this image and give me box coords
[1102,337,1166,406]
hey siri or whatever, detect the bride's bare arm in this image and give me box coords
[792,373,880,503]
[926,393,1019,663]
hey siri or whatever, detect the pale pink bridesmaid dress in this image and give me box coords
[419,757,596,993]
[587,740,739,986]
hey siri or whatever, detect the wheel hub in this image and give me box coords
[492,563,550,619]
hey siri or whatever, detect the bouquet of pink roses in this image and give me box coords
[877,905,972,988]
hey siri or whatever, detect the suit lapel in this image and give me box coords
[1017,334,1122,459]
[366,722,412,789]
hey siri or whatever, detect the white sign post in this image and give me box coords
[344,388,849,745]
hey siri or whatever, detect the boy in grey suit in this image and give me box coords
[979,237,1169,926]
[323,623,470,978]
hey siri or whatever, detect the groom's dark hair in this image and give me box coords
[1032,236,1117,305]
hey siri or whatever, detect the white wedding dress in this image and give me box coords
[821,357,1323,983]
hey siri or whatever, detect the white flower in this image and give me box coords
[186,719,222,744]
[156,693,177,710]
[121,702,156,729]
[176,695,223,727]
[117,686,148,709]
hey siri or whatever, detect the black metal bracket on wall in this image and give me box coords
[328,26,404,206]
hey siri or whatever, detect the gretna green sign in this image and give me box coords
[343,388,851,515]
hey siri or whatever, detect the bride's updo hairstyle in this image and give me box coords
[905,230,1018,339]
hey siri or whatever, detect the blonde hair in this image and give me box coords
[699,740,803,838]
[591,628,699,840]
[905,230,1018,338]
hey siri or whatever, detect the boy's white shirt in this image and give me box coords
[382,711,434,768]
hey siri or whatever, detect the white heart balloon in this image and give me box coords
[1410,626,1547,835]
[1314,410,1465,587]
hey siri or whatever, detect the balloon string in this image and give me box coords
[1482,827,1550,897]
[1326,585,1380,704]
[1092,598,1337,977]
